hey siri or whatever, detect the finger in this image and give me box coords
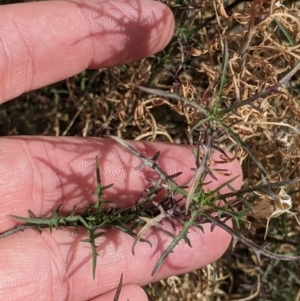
[0,136,243,232]
[89,284,148,301]
[0,219,231,301]
[0,0,175,103]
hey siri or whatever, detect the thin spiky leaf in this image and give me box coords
[0,225,39,238]
[219,120,268,175]
[202,213,300,262]
[215,36,229,111]
[151,211,197,276]
[28,210,38,219]
[151,151,160,162]
[209,175,240,195]
[132,202,168,255]
[136,85,183,101]
[113,273,123,301]
[167,172,183,179]
[81,229,105,279]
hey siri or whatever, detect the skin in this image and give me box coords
[0,0,243,300]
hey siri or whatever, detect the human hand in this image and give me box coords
[0,1,243,300]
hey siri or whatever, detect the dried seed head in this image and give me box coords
[276,130,294,149]
[250,198,275,219]
[250,185,299,239]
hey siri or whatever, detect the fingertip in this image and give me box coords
[88,0,175,67]
[202,220,233,260]
[148,222,233,279]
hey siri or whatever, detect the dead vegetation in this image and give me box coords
[1,0,300,300]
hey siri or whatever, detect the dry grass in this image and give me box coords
[1,0,300,300]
